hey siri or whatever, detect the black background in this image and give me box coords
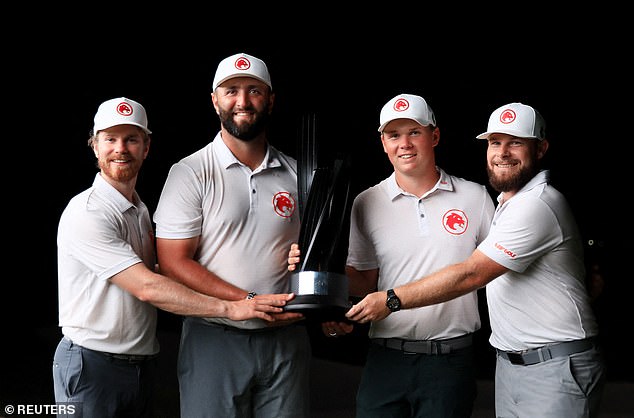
[3,13,630,406]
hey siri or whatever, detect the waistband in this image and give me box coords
[64,337,158,364]
[101,351,159,364]
[496,337,596,366]
[190,316,302,333]
[371,333,473,355]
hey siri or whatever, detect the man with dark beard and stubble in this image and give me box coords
[153,53,309,418]
[344,103,606,417]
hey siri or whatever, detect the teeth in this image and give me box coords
[399,155,414,159]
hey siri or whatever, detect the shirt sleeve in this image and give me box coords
[478,197,563,273]
[153,162,205,239]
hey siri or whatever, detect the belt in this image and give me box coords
[372,334,473,355]
[63,337,159,364]
[102,352,159,364]
[496,338,596,366]
[195,317,302,333]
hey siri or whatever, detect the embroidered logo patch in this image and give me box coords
[116,101,134,117]
[442,209,468,235]
[273,192,296,218]
[499,109,516,124]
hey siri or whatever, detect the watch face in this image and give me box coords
[386,290,401,312]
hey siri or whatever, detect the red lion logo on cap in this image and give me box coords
[273,192,296,218]
[116,102,133,116]
[234,57,251,70]
[500,109,516,124]
[393,98,410,112]
[442,209,468,235]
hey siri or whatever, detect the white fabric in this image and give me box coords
[480,170,599,351]
[347,168,495,340]
[153,134,300,329]
[57,173,159,355]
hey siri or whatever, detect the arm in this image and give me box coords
[346,265,378,297]
[158,236,303,323]
[346,249,508,323]
[110,263,291,321]
[157,236,251,300]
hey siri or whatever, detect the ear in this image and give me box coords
[143,137,151,160]
[380,134,388,154]
[537,139,549,159]
[92,141,99,158]
[268,92,276,115]
[211,92,220,115]
[431,126,440,147]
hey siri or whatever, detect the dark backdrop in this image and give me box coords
[4,17,630,407]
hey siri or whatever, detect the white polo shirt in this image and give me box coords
[347,168,495,340]
[153,134,300,329]
[57,173,159,355]
[479,170,599,351]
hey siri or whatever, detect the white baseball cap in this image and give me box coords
[93,97,151,134]
[212,52,272,91]
[476,102,545,140]
[378,94,436,132]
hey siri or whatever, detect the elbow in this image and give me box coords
[135,284,156,303]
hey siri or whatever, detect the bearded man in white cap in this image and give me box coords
[153,53,309,417]
[346,102,606,417]
[53,97,293,418]
[289,93,495,417]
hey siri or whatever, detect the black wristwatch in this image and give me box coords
[386,289,401,312]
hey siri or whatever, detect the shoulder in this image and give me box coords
[269,145,297,170]
[447,173,488,191]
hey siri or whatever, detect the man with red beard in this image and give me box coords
[54,97,293,418]
[345,103,606,417]
[153,53,309,417]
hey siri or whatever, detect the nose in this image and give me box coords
[113,139,128,152]
[399,135,414,148]
[498,143,511,157]
[235,90,250,107]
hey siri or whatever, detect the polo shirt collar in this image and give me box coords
[92,173,138,212]
[213,132,282,170]
[386,166,454,200]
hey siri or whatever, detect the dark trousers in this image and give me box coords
[356,342,476,418]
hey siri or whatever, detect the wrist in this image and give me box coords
[385,288,401,312]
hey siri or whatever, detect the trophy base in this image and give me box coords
[284,271,351,321]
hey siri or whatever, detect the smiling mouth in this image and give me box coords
[494,161,518,168]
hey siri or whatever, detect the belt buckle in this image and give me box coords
[506,352,525,365]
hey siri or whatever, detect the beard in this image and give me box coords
[219,105,271,142]
[98,155,141,183]
[487,159,539,193]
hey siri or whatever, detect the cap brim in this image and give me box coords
[476,129,541,140]
[94,122,152,135]
[378,117,432,132]
[214,74,271,90]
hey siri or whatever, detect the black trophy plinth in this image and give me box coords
[284,115,352,321]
